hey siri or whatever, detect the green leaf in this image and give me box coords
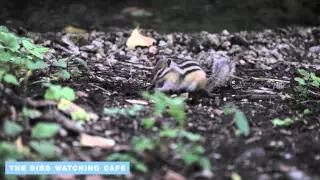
[61,87,76,101]
[53,59,67,68]
[134,161,148,173]
[294,77,305,85]
[22,40,35,51]
[0,32,19,51]
[55,69,71,79]
[3,120,23,137]
[234,110,250,136]
[271,118,293,127]
[31,122,61,139]
[222,108,236,115]
[23,107,42,119]
[0,142,21,165]
[30,50,43,59]
[168,105,186,127]
[34,47,49,53]
[297,69,310,80]
[132,136,155,152]
[159,129,178,137]
[141,118,155,129]
[0,26,9,33]
[182,152,200,165]
[26,60,50,70]
[199,157,211,171]
[73,57,88,68]
[29,140,56,158]
[303,109,312,115]
[4,74,19,85]
[0,51,13,62]
[180,130,202,142]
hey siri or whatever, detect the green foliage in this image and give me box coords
[43,84,76,101]
[0,142,21,165]
[132,136,157,152]
[141,91,186,127]
[3,120,23,137]
[223,107,250,136]
[23,107,42,119]
[31,122,61,139]
[104,104,144,116]
[271,118,294,127]
[106,153,148,173]
[141,118,155,129]
[3,74,19,85]
[294,69,320,98]
[29,140,56,158]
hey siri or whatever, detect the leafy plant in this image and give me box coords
[106,153,148,173]
[271,118,294,127]
[3,120,23,137]
[294,69,320,98]
[29,140,56,158]
[223,107,250,136]
[141,91,186,127]
[43,83,76,101]
[31,122,61,139]
[104,104,144,116]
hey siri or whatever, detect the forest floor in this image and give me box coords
[1,25,320,180]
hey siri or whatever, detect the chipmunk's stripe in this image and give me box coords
[181,69,203,78]
[158,67,172,79]
[177,60,200,68]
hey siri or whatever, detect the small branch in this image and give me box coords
[233,94,281,100]
[251,77,290,83]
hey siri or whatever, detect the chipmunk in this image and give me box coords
[149,58,236,96]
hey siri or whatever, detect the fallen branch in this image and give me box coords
[233,94,281,100]
[251,77,290,83]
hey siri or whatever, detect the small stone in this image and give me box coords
[207,34,220,46]
[92,40,104,47]
[222,41,231,48]
[129,56,139,62]
[159,40,167,47]
[239,59,246,65]
[221,29,230,36]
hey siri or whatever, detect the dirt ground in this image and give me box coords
[0,24,318,180]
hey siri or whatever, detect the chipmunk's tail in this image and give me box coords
[206,59,236,92]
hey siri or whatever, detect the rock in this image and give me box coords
[159,40,167,47]
[221,29,230,36]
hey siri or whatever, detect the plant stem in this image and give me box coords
[0,81,6,104]
[23,71,31,130]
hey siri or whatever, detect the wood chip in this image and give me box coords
[164,170,186,180]
[125,99,148,105]
[80,133,116,149]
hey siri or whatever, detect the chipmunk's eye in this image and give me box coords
[166,59,172,67]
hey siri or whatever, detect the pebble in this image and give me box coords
[158,40,167,47]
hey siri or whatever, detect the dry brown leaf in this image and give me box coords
[85,175,105,180]
[15,136,24,153]
[212,108,224,116]
[164,170,186,180]
[126,27,156,50]
[80,133,116,149]
[149,45,158,54]
[75,91,89,98]
[125,99,149,105]
[51,174,76,180]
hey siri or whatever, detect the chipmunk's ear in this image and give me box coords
[166,59,172,67]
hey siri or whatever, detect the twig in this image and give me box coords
[88,83,110,94]
[308,90,320,97]
[117,61,153,70]
[241,89,277,95]
[282,61,320,70]
[251,77,290,83]
[231,75,246,81]
[233,94,281,100]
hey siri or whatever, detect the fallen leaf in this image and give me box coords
[64,26,87,33]
[126,27,156,50]
[212,108,224,116]
[80,133,116,149]
[122,7,153,17]
[58,99,94,123]
[76,91,88,98]
[85,175,104,180]
[164,170,186,180]
[51,174,76,180]
[149,45,158,54]
[15,136,24,153]
[179,93,189,101]
[125,99,148,105]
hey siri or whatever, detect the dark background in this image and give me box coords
[0,0,320,33]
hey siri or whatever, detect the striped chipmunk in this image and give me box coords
[149,57,236,97]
